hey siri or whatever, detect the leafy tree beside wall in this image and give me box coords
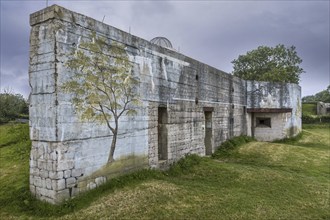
[232,44,304,84]
[63,33,140,163]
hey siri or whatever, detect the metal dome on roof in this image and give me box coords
[150,37,173,49]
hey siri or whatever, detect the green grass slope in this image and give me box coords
[0,124,31,218]
[0,123,329,219]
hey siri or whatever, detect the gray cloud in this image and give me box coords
[0,1,329,98]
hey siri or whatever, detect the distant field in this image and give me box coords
[0,123,329,219]
[302,102,317,115]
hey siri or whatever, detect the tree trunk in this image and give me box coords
[108,131,117,163]
[108,119,118,163]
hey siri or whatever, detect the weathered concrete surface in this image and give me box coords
[29,5,301,203]
[317,102,330,115]
[246,81,301,141]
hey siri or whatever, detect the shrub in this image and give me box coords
[302,114,330,124]
[168,154,202,176]
[212,136,255,159]
[0,90,28,124]
[302,123,330,129]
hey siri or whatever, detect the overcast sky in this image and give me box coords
[1,0,329,98]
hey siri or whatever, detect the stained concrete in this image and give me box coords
[29,5,301,203]
[317,102,330,115]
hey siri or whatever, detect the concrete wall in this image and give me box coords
[29,5,301,203]
[251,112,293,141]
[246,81,302,141]
[317,102,330,115]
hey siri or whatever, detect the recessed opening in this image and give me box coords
[196,74,199,81]
[326,107,330,113]
[195,97,198,105]
[204,111,213,155]
[256,117,271,128]
[158,107,168,160]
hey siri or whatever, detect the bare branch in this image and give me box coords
[90,105,103,113]
[118,97,131,118]
[99,103,114,133]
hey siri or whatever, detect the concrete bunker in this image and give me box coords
[248,108,293,141]
[317,102,330,115]
[28,5,301,203]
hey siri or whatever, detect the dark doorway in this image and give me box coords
[158,107,168,160]
[204,111,213,155]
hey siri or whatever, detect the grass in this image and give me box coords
[0,123,329,219]
[0,123,31,218]
[302,103,317,115]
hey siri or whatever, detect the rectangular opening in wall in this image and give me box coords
[230,117,234,124]
[158,107,168,161]
[326,107,330,113]
[204,111,213,155]
[256,117,271,128]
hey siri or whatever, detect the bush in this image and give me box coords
[168,154,202,176]
[212,136,255,159]
[302,114,330,124]
[0,91,28,124]
[302,123,330,129]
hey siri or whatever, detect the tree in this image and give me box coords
[231,44,304,84]
[302,85,330,103]
[0,89,28,124]
[63,33,140,163]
